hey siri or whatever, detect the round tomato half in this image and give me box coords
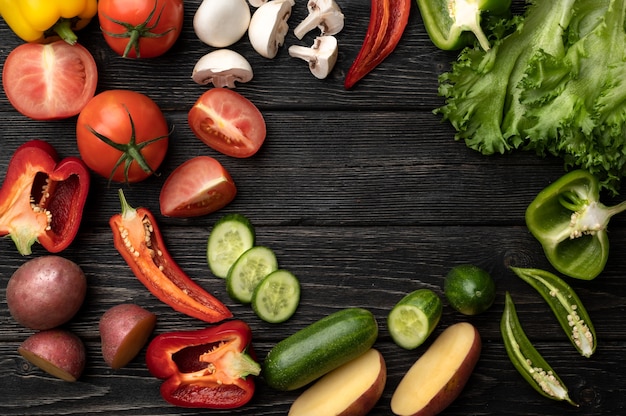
[76,90,169,183]
[188,88,267,158]
[98,0,184,58]
[160,156,237,218]
[2,41,98,120]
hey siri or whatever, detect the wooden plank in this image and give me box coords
[0,0,624,415]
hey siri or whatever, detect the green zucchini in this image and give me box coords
[262,308,378,391]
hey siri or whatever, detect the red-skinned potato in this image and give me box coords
[6,256,87,330]
[289,348,386,416]
[391,322,481,416]
[18,329,86,382]
[99,303,157,369]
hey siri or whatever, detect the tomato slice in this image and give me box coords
[2,41,98,121]
[188,88,267,158]
[159,156,237,218]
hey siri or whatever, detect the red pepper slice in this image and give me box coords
[344,0,412,89]
[109,189,232,323]
[0,140,90,255]
[146,320,260,409]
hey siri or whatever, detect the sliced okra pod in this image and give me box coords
[511,267,596,358]
[501,292,578,406]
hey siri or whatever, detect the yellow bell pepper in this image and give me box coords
[0,0,97,44]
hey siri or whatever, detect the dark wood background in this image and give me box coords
[1,1,624,415]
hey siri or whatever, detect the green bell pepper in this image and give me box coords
[525,170,626,280]
[415,0,511,51]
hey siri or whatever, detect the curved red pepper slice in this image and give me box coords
[344,0,412,89]
[0,140,90,255]
[146,320,260,409]
[109,189,232,323]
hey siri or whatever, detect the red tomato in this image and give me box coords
[2,41,97,120]
[98,0,184,58]
[188,88,267,158]
[160,156,237,218]
[76,90,169,183]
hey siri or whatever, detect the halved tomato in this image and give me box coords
[159,156,237,218]
[2,41,98,120]
[188,88,267,158]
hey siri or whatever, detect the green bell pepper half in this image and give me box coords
[415,0,511,51]
[525,170,626,280]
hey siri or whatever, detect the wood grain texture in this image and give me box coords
[0,1,625,415]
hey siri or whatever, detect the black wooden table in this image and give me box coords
[1,1,624,415]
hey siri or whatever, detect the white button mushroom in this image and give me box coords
[192,49,253,88]
[293,0,344,40]
[288,35,338,79]
[248,0,295,59]
[248,0,268,6]
[193,0,251,48]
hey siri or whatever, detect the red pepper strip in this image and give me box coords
[0,140,90,255]
[146,320,260,409]
[344,0,412,89]
[109,189,232,323]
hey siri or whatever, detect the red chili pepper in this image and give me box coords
[0,140,90,255]
[344,0,412,89]
[109,189,232,323]
[146,320,261,409]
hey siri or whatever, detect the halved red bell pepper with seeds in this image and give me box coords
[0,140,90,255]
[109,189,232,323]
[344,0,411,89]
[146,320,261,409]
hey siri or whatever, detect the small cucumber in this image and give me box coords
[207,214,255,278]
[227,246,278,303]
[387,288,442,350]
[251,269,300,323]
[262,308,378,391]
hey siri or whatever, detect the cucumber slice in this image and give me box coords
[387,289,442,350]
[207,214,255,278]
[252,269,300,323]
[227,246,278,303]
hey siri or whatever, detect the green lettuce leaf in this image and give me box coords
[437,0,626,194]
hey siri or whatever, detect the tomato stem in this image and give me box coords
[101,1,175,58]
[87,105,169,184]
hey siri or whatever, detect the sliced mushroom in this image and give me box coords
[192,49,253,88]
[248,0,295,59]
[293,0,344,40]
[288,35,338,79]
[248,0,268,6]
[193,0,251,48]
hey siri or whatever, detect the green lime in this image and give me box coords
[444,264,496,315]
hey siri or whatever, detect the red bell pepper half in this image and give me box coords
[146,320,261,409]
[109,189,232,323]
[0,140,90,255]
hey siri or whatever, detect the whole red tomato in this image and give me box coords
[188,88,267,158]
[2,41,97,120]
[98,0,184,58]
[76,90,169,183]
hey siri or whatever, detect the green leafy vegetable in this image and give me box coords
[437,0,626,194]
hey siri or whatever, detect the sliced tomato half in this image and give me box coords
[2,41,98,120]
[188,88,267,158]
[159,156,237,218]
